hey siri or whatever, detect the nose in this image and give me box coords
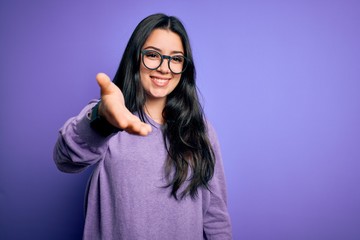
[157,58,171,74]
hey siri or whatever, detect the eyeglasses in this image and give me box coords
[141,49,188,74]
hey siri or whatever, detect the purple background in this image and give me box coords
[1,0,360,239]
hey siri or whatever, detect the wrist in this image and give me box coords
[90,101,122,137]
[97,101,105,118]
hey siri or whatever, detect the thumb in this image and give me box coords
[96,73,114,96]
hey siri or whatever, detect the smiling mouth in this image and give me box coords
[151,76,170,87]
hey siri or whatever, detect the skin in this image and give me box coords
[96,29,184,136]
[140,29,184,123]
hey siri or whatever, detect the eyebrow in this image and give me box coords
[144,46,184,55]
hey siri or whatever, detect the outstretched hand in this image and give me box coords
[96,73,152,136]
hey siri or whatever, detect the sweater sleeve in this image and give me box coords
[53,99,112,173]
[203,123,233,240]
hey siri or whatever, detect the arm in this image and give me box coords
[53,73,152,173]
[203,123,232,240]
[53,100,111,173]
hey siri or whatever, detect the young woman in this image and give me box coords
[54,13,232,239]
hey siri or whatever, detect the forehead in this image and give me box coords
[143,29,184,53]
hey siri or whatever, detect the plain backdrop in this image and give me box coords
[1,0,360,239]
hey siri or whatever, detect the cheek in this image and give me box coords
[139,66,151,81]
[172,76,182,88]
[139,64,147,76]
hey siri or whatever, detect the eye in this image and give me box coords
[171,55,184,63]
[145,51,160,59]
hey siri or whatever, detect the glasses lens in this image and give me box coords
[169,55,187,74]
[142,50,162,70]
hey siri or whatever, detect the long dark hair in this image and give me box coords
[113,13,215,200]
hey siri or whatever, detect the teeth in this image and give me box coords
[153,77,166,81]
[152,77,168,84]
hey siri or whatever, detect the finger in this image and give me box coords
[114,110,139,130]
[124,118,152,136]
[96,73,114,96]
[127,114,152,135]
[135,122,152,136]
[143,123,152,134]
[139,124,152,136]
[131,125,151,136]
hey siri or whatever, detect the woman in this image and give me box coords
[54,13,232,239]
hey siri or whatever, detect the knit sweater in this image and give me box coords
[53,100,232,240]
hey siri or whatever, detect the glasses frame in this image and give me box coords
[141,49,188,74]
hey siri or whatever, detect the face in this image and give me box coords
[140,29,184,104]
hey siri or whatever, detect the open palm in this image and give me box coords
[96,73,152,136]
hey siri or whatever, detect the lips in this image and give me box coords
[150,76,170,87]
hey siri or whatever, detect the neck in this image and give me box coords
[144,98,165,124]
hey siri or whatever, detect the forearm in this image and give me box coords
[203,166,232,240]
[203,122,233,239]
[53,100,112,173]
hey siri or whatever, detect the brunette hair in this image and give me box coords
[113,13,215,200]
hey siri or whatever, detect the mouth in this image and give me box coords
[150,76,171,87]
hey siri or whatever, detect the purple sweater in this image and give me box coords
[54,100,232,240]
